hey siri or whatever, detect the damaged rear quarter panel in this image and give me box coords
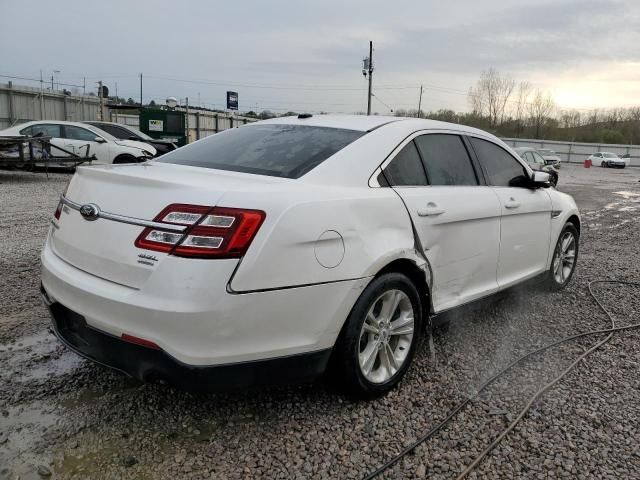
[227,185,418,292]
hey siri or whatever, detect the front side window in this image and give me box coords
[470,137,528,187]
[414,134,477,186]
[382,141,428,186]
[157,124,364,179]
[97,125,130,139]
[64,125,98,142]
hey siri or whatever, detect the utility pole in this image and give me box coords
[417,85,423,118]
[98,81,104,121]
[185,97,190,144]
[50,75,54,91]
[366,41,373,115]
[39,70,44,119]
[83,76,86,95]
[139,73,143,106]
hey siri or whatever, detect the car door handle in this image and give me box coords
[504,197,520,209]
[417,202,446,217]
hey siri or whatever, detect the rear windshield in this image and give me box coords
[156,124,364,179]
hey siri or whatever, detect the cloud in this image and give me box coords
[1,0,638,111]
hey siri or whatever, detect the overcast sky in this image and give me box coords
[1,0,638,114]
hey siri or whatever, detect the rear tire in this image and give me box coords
[544,223,579,291]
[333,272,423,398]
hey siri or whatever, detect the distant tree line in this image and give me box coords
[394,68,640,145]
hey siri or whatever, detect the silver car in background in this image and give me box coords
[515,147,559,187]
[537,149,561,169]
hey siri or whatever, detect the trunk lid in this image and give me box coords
[51,163,288,288]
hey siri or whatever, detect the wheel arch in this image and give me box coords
[371,256,433,320]
[112,153,138,164]
[566,214,581,236]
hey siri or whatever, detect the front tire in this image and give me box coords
[333,273,423,398]
[544,223,579,291]
[601,161,606,168]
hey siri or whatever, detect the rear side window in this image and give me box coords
[470,138,528,187]
[156,124,364,179]
[22,124,61,138]
[383,141,428,186]
[414,134,477,186]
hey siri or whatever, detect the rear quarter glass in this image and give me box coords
[155,124,364,179]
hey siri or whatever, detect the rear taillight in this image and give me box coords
[54,180,72,220]
[134,204,265,259]
[54,200,63,220]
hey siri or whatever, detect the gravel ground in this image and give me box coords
[1,164,639,480]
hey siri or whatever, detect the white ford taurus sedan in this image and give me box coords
[41,115,580,397]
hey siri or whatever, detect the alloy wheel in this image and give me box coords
[357,289,415,384]
[553,231,576,284]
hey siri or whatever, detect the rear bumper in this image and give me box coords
[41,234,368,368]
[45,299,332,391]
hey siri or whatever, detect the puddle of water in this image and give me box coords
[0,403,60,475]
[0,330,55,353]
[613,191,640,199]
[20,350,85,382]
[0,329,85,382]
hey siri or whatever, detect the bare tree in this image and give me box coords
[468,68,516,128]
[512,81,531,137]
[528,89,554,139]
[559,109,581,129]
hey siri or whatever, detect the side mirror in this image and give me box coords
[129,136,138,141]
[532,171,550,186]
[94,136,107,143]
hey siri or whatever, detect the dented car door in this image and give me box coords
[382,132,502,312]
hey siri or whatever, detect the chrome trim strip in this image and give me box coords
[60,195,187,232]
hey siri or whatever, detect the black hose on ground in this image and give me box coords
[361,280,640,480]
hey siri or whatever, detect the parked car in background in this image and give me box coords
[42,115,580,397]
[589,152,627,168]
[85,121,177,156]
[537,148,561,169]
[514,147,559,187]
[0,121,156,165]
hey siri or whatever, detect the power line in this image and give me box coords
[0,73,84,89]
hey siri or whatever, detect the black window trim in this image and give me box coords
[465,134,532,188]
[413,133,481,187]
[380,139,429,188]
[371,129,488,188]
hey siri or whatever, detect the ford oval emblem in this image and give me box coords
[79,203,100,221]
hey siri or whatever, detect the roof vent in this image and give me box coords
[298,113,313,119]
